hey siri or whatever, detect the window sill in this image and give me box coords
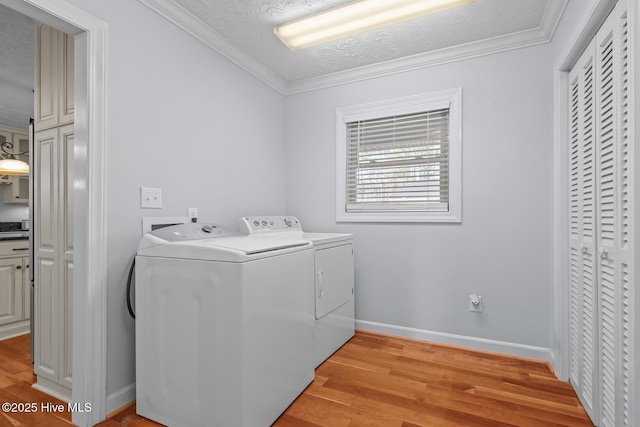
[336,211,461,223]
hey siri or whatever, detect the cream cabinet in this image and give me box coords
[34,22,74,132]
[0,240,30,340]
[33,21,74,400]
[0,125,29,204]
[0,257,24,326]
[33,125,74,397]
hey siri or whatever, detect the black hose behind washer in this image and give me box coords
[126,257,136,319]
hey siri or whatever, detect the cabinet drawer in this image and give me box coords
[0,240,29,257]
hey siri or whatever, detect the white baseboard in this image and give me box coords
[106,383,136,415]
[0,320,29,341]
[356,319,553,363]
[32,378,71,402]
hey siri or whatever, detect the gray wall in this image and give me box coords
[62,0,287,403]
[285,44,554,349]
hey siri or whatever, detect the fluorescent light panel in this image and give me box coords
[274,0,475,51]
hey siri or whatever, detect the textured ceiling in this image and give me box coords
[167,0,554,83]
[0,3,34,130]
[0,0,563,121]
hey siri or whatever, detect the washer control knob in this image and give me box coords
[262,220,268,227]
[201,225,214,233]
[284,218,293,227]
[253,220,260,228]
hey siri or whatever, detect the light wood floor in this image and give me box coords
[0,332,594,426]
[0,333,72,426]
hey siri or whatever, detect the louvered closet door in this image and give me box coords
[568,38,599,422]
[567,1,635,426]
[594,4,633,426]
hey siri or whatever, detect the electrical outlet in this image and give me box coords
[188,207,198,223]
[469,293,482,312]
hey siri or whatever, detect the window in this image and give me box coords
[336,89,462,223]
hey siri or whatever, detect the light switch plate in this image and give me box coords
[141,187,162,209]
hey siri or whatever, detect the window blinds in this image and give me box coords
[345,108,450,212]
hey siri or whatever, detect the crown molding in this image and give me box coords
[285,0,569,95]
[539,0,569,41]
[285,27,550,94]
[137,0,288,93]
[138,0,569,96]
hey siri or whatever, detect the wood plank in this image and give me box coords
[0,332,594,427]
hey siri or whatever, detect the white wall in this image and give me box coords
[61,0,287,404]
[285,44,554,352]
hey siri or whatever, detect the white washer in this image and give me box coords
[240,216,355,367]
[135,223,315,427]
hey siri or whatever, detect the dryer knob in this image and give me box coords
[284,218,293,227]
[201,225,214,233]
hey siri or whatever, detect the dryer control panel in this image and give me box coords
[240,216,302,234]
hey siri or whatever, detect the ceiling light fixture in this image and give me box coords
[0,142,29,175]
[274,0,475,51]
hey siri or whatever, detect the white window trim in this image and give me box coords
[336,89,462,223]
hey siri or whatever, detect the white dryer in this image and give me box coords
[240,216,355,367]
[135,223,315,427]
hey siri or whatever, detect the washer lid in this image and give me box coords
[299,232,353,246]
[241,229,353,246]
[137,235,312,262]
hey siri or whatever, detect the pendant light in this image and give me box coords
[0,142,29,175]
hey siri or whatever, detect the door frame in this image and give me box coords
[0,1,107,426]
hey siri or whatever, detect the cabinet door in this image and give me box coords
[33,128,59,383]
[0,258,24,326]
[34,24,74,130]
[60,125,73,387]
[33,126,73,389]
[34,23,60,131]
[315,244,354,320]
[61,260,72,387]
[59,33,74,126]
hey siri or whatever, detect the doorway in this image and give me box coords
[0,0,106,426]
